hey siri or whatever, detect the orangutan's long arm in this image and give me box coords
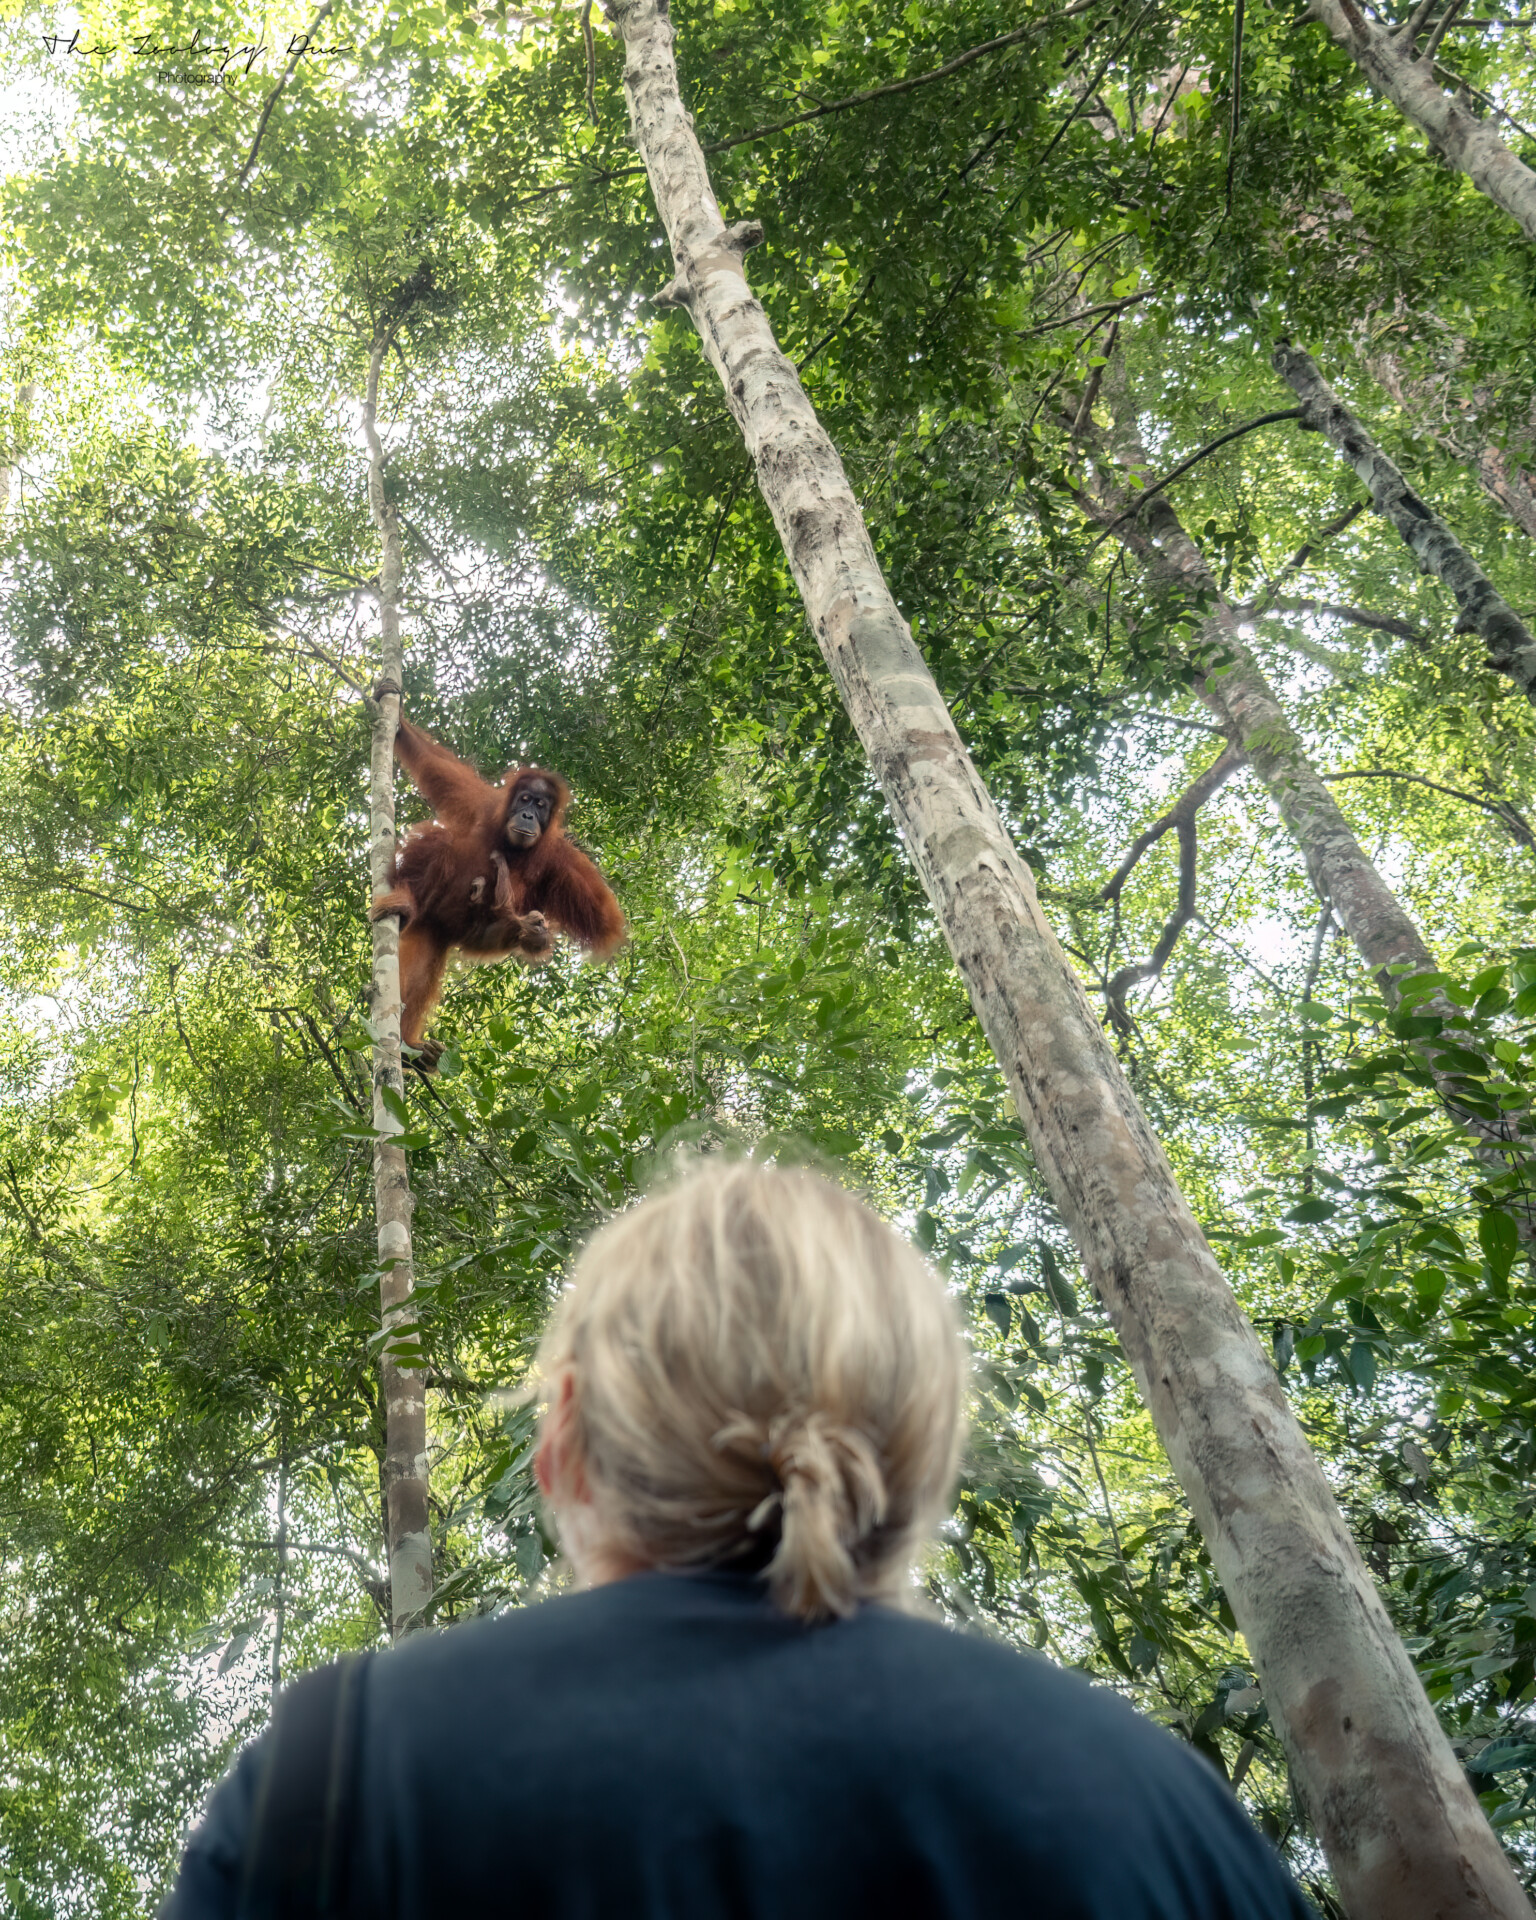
[392,718,495,832]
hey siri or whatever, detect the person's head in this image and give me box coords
[533,1157,968,1622]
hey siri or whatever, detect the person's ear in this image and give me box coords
[534,1370,587,1503]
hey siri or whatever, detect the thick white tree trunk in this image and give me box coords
[1308,0,1536,244]
[603,2,1530,1912]
[363,340,433,1638]
[1274,343,1536,704]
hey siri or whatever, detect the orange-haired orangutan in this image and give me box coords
[370,714,626,1056]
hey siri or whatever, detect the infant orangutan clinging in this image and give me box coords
[370,715,626,1057]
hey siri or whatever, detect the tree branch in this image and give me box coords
[1021,291,1151,338]
[703,0,1111,158]
[231,0,335,193]
[580,0,598,123]
[1100,746,1246,905]
[1260,500,1366,600]
[1104,818,1198,1034]
[1099,747,1245,1035]
[1034,0,1163,173]
[1305,0,1536,242]
[1256,597,1428,645]
[511,0,1114,206]
[1226,0,1247,212]
[1393,0,1440,44]
[1274,341,1536,702]
[1323,768,1536,847]
[1081,410,1305,557]
[1420,0,1467,60]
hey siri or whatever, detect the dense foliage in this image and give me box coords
[0,0,1532,1909]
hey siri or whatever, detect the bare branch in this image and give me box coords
[1104,818,1198,1033]
[798,270,877,372]
[1142,711,1230,737]
[236,1535,385,1584]
[1421,0,1468,59]
[1226,0,1247,211]
[1099,747,1245,1036]
[1080,410,1305,557]
[1257,597,1428,645]
[703,0,1112,158]
[1022,292,1151,339]
[1261,500,1367,601]
[1274,341,1536,701]
[1427,54,1536,142]
[1323,767,1536,847]
[1393,0,1441,44]
[580,0,598,124]
[1100,746,1245,905]
[511,0,1116,208]
[1035,0,1164,172]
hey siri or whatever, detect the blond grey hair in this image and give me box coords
[536,1158,967,1621]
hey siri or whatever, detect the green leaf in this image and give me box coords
[1468,1742,1536,1775]
[1479,1210,1519,1283]
[1039,1242,1078,1317]
[1428,1044,1493,1076]
[217,1628,256,1674]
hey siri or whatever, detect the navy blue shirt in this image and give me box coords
[167,1569,1313,1918]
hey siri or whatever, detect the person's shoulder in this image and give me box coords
[397,1580,624,1657]
[846,1609,1312,1913]
[369,1577,672,1700]
[851,1603,1157,1729]
[840,1611,1253,1822]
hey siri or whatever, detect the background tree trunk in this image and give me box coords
[1307,0,1536,243]
[363,338,433,1639]
[1477,447,1536,542]
[1068,389,1532,1212]
[1274,343,1536,703]
[603,0,1531,1910]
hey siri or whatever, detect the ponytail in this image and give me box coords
[714,1409,890,1620]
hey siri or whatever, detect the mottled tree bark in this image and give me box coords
[1307,0,1536,244]
[1274,343,1536,704]
[1476,445,1536,542]
[363,339,433,1638]
[603,2,1529,1912]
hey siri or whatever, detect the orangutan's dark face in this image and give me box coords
[506,778,555,850]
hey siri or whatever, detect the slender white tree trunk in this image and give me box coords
[603,2,1530,1911]
[363,339,433,1638]
[0,381,34,514]
[1274,342,1536,703]
[1308,0,1536,243]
